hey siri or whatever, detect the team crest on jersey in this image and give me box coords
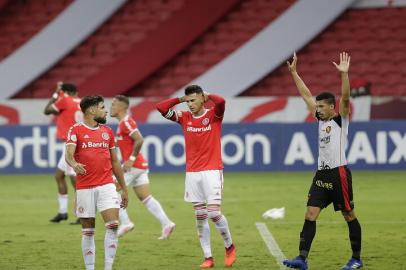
[326,126,332,133]
[202,118,210,126]
[102,132,110,140]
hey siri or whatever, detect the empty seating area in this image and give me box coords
[0,0,72,61]
[241,7,406,96]
[13,0,185,98]
[125,0,295,97]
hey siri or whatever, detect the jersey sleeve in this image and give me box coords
[156,98,183,124]
[125,117,139,136]
[52,95,66,112]
[108,128,115,149]
[66,126,78,146]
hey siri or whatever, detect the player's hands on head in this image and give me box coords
[74,163,86,175]
[56,81,63,93]
[286,52,298,73]
[333,51,350,73]
[179,96,186,103]
[122,160,133,172]
[120,191,129,208]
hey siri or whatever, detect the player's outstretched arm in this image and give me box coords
[43,82,62,115]
[333,52,351,117]
[156,97,183,122]
[110,148,128,208]
[205,92,225,118]
[287,53,316,114]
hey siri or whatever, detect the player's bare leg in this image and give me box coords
[50,169,69,222]
[80,218,96,270]
[101,208,120,270]
[135,184,175,240]
[207,203,235,267]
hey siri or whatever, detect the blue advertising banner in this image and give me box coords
[0,121,405,174]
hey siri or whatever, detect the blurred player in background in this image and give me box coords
[110,95,175,239]
[65,95,128,270]
[283,52,363,270]
[43,82,82,224]
[156,85,236,268]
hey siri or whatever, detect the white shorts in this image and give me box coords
[124,168,150,187]
[76,183,120,218]
[184,170,223,204]
[57,147,76,176]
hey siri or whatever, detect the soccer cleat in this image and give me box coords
[283,256,308,270]
[341,258,363,269]
[117,222,135,237]
[200,257,214,268]
[158,222,176,240]
[69,218,81,225]
[224,244,236,267]
[50,213,68,223]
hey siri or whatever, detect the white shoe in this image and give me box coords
[117,222,134,237]
[158,222,175,240]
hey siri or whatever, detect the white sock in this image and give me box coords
[58,193,68,214]
[82,228,95,270]
[208,206,233,248]
[194,204,212,258]
[143,195,171,227]
[105,221,119,270]
[119,208,131,225]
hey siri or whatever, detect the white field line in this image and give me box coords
[256,222,288,270]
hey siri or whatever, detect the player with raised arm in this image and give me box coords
[43,82,82,224]
[65,95,128,270]
[110,95,175,239]
[156,85,236,268]
[283,52,363,270]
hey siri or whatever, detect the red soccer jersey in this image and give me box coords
[116,115,148,170]
[174,109,223,172]
[66,123,116,189]
[156,95,225,172]
[52,92,82,140]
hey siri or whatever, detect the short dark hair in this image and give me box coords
[185,85,203,95]
[114,95,129,106]
[61,83,77,95]
[80,95,104,113]
[316,92,336,107]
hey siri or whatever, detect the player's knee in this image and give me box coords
[194,204,208,219]
[207,205,222,222]
[105,220,119,231]
[342,210,356,221]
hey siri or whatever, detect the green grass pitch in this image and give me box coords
[0,171,405,269]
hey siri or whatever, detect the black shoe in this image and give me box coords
[70,218,81,225]
[50,213,68,223]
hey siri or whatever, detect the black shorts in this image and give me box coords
[307,166,354,212]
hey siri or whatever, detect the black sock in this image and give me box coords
[299,219,316,259]
[347,219,362,260]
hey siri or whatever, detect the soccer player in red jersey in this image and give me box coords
[65,95,128,270]
[156,85,236,268]
[110,95,175,239]
[43,82,82,224]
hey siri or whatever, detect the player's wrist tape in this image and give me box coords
[52,93,58,99]
[129,155,136,161]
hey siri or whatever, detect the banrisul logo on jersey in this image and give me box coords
[0,122,405,173]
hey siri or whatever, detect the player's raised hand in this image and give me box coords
[287,52,298,73]
[203,91,210,102]
[120,190,129,208]
[333,52,350,73]
[73,163,86,175]
[55,81,63,93]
